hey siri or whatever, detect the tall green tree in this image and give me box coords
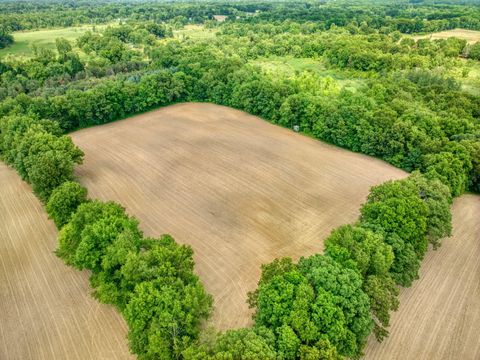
[360,179,428,258]
[298,255,373,357]
[57,201,126,264]
[125,279,212,359]
[324,225,399,340]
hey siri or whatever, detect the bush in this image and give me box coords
[46,181,88,228]
[467,42,480,60]
[0,30,13,49]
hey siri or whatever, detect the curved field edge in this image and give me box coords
[364,194,480,360]
[71,102,409,329]
[0,162,133,360]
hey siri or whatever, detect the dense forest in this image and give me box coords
[0,0,479,359]
[1,0,480,33]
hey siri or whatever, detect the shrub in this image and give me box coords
[46,181,88,228]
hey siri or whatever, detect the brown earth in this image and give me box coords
[364,194,480,360]
[412,28,480,44]
[0,162,133,360]
[71,102,407,329]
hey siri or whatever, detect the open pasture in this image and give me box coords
[0,162,133,360]
[71,102,407,329]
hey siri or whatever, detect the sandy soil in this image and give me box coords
[71,102,407,329]
[412,28,480,44]
[0,162,133,360]
[365,194,480,360]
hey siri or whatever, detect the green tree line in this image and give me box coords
[2,0,480,33]
[1,46,477,195]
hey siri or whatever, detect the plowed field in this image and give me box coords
[72,103,408,329]
[0,162,132,360]
[365,194,480,360]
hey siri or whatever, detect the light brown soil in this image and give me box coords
[72,103,407,329]
[365,194,480,360]
[0,162,133,360]
[412,28,480,44]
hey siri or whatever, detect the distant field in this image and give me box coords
[413,28,480,44]
[365,194,480,359]
[0,162,132,360]
[71,102,407,329]
[0,24,214,60]
[0,25,109,59]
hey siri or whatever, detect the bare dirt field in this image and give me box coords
[0,162,133,360]
[72,102,407,329]
[365,194,480,360]
[412,28,480,44]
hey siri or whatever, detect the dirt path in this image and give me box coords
[365,194,480,360]
[72,102,407,329]
[0,162,133,360]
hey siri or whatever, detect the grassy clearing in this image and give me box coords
[412,28,480,44]
[445,58,480,96]
[461,65,480,96]
[173,24,217,40]
[0,24,110,60]
[251,56,366,91]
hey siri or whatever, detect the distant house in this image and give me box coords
[213,15,227,22]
